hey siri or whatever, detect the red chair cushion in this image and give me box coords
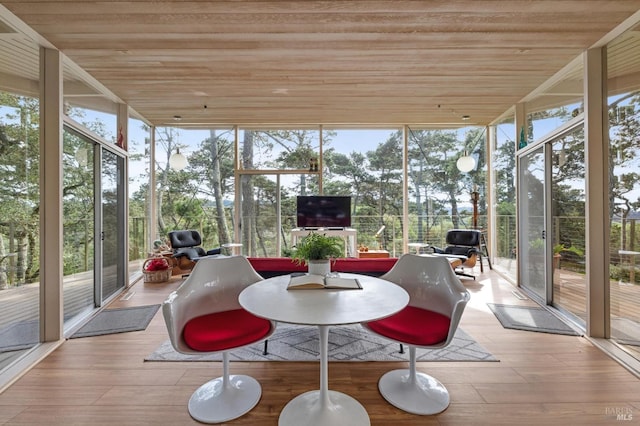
[366,306,451,346]
[183,309,272,352]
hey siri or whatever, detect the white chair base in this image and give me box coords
[279,389,370,426]
[378,369,450,415]
[188,374,261,424]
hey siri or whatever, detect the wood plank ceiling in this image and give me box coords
[2,1,640,127]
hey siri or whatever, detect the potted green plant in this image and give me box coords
[291,232,344,276]
[553,244,564,270]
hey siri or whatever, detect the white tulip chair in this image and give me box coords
[362,254,470,415]
[162,256,275,423]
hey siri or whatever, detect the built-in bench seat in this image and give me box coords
[247,257,398,278]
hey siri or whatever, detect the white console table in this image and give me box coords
[291,228,357,258]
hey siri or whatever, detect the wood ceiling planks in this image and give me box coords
[2,0,640,126]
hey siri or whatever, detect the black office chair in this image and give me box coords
[168,230,221,272]
[431,229,481,279]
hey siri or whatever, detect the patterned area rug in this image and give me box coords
[145,323,497,362]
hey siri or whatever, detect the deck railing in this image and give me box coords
[1,215,638,288]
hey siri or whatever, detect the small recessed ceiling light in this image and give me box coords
[173,115,182,121]
[462,115,470,120]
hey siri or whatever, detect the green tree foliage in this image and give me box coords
[609,92,640,254]
[62,132,95,275]
[493,135,516,206]
[323,149,373,211]
[407,128,487,231]
[610,94,640,220]
[153,127,216,244]
[368,133,403,216]
[0,93,40,284]
[188,129,235,246]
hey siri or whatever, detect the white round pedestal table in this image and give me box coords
[239,273,409,426]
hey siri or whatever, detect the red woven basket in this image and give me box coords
[143,257,172,283]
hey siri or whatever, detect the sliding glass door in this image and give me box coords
[63,126,126,326]
[100,149,125,301]
[550,128,586,321]
[518,146,547,301]
[63,130,96,322]
[517,124,586,320]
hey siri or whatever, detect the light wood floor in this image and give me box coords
[1,270,640,425]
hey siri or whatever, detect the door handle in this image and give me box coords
[541,230,546,240]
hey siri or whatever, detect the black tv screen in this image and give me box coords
[296,196,351,229]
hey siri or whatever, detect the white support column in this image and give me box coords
[483,126,492,256]
[584,47,610,338]
[514,102,526,287]
[402,126,409,254]
[149,126,157,248]
[233,126,241,244]
[318,125,324,194]
[39,47,63,342]
[117,103,130,285]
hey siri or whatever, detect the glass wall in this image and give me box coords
[525,58,584,144]
[237,128,321,256]
[239,128,321,172]
[550,126,586,321]
[0,89,40,369]
[127,117,151,281]
[62,64,124,318]
[65,105,118,145]
[323,128,401,253]
[518,146,546,301]
[154,126,491,259]
[407,126,486,253]
[529,104,583,142]
[62,128,95,323]
[154,127,236,251]
[491,116,517,280]
[607,29,640,356]
[0,25,41,370]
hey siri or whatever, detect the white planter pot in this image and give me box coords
[308,259,331,276]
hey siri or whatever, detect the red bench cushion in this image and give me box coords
[247,257,398,273]
[366,306,450,346]
[183,309,272,352]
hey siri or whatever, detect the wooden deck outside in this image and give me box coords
[0,260,144,331]
[492,256,640,338]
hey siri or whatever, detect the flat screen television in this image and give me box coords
[296,195,351,229]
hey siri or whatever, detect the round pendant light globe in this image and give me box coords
[169,151,188,171]
[456,155,476,173]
